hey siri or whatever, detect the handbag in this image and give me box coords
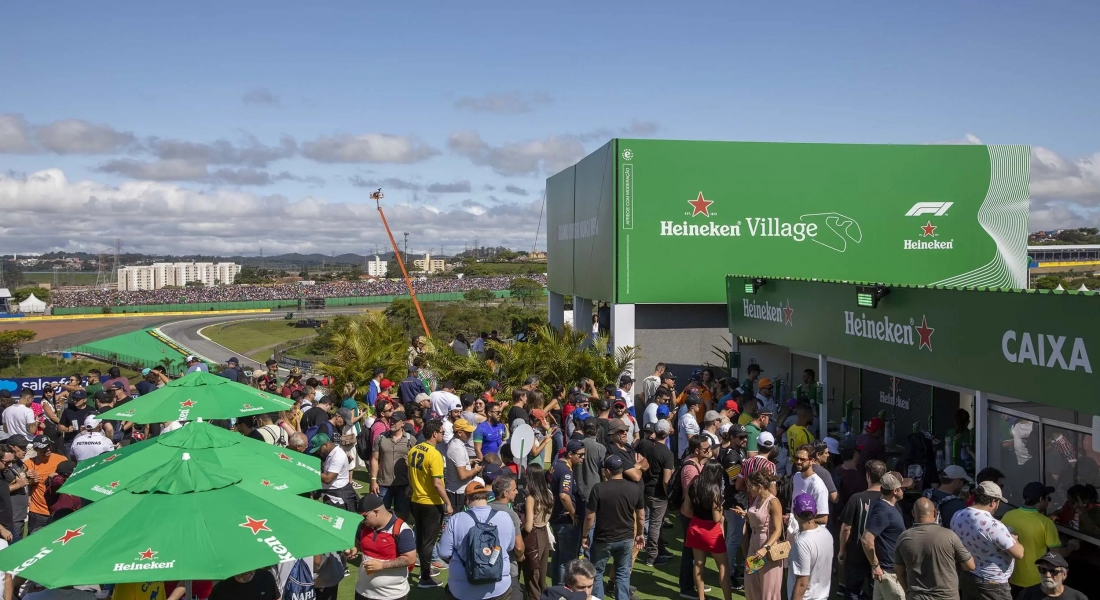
[767,540,791,561]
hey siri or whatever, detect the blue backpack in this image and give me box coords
[461,509,505,585]
[283,558,316,600]
[304,420,335,450]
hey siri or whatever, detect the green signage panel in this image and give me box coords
[618,140,1030,303]
[726,276,1096,414]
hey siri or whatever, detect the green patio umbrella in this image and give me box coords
[0,454,359,587]
[60,421,321,500]
[101,371,295,424]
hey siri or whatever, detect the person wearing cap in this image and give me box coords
[550,440,588,586]
[676,376,711,429]
[639,362,666,407]
[315,432,357,511]
[677,395,703,460]
[349,493,417,600]
[923,464,972,528]
[789,492,834,600]
[695,409,719,449]
[857,417,887,467]
[861,472,911,600]
[437,477,517,600]
[370,409,414,520]
[69,415,115,463]
[581,455,645,600]
[610,400,638,445]
[445,418,482,512]
[605,418,646,484]
[1018,553,1086,600]
[616,374,636,418]
[218,357,244,383]
[744,403,772,459]
[894,497,976,600]
[719,423,750,589]
[637,418,675,566]
[279,367,304,398]
[754,377,778,434]
[23,434,66,535]
[950,480,1025,600]
[641,385,671,434]
[58,389,94,457]
[441,393,465,444]
[741,363,763,395]
[575,418,607,524]
[430,380,461,424]
[655,404,672,450]
[718,398,739,425]
[1003,482,1079,593]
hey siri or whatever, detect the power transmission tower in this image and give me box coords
[111,239,121,287]
[95,251,109,289]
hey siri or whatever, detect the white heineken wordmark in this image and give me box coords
[259,535,295,562]
[1001,331,1092,373]
[114,560,176,572]
[743,299,794,326]
[660,218,818,241]
[842,311,938,350]
[904,239,954,250]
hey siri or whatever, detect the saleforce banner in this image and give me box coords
[617,140,1030,303]
[726,276,1096,414]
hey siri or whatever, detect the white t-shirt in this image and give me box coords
[787,526,834,600]
[445,437,473,493]
[323,446,350,490]
[642,402,659,429]
[677,410,700,459]
[789,471,830,538]
[950,506,1017,583]
[442,417,455,444]
[618,388,634,411]
[70,432,116,463]
[162,421,183,434]
[430,390,460,421]
[3,404,35,438]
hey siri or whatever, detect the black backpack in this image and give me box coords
[667,459,698,511]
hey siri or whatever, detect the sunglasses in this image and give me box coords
[1038,567,1063,576]
[575,453,586,458]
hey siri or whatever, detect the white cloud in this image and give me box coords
[426,180,472,194]
[0,115,33,153]
[454,91,553,114]
[0,114,136,154]
[242,87,280,107]
[447,131,587,176]
[0,169,542,255]
[1031,147,1100,203]
[302,133,439,164]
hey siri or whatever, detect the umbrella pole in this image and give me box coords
[186,580,192,599]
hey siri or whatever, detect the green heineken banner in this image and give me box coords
[549,139,1030,304]
[726,275,1095,414]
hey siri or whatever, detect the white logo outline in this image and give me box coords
[905,202,953,217]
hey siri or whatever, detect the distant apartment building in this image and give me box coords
[412,253,446,274]
[117,262,242,291]
[366,255,388,278]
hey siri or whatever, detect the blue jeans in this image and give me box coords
[378,484,411,516]
[592,539,634,600]
[724,509,745,583]
[550,521,582,586]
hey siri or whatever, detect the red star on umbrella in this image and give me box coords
[55,526,85,546]
[239,516,271,535]
[138,548,157,560]
[687,192,714,217]
[180,399,195,408]
[915,315,935,351]
[277,453,293,462]
[782,301,794,325]
[319,515,332,521]
[261,480,271,487]
[921,221,937,237]
[102,455,119,463]
[242,404,253,410]
[108,481,120,488]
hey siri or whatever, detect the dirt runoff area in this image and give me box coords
[0,317,168,352]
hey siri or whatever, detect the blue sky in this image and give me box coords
[1,1,1098,256]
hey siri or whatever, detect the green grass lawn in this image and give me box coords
[203,319,317,357]
[0,355,141,379]
[22,272,101,285]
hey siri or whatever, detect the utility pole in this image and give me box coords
[373,189,430,337]
[402,232,409,266]
[111,239,121,287]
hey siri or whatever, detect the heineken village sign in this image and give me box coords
[727,276,1096,413]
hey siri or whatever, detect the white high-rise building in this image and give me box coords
[412,253,446,274]
[366,255,388,278]
[117,262,242,291]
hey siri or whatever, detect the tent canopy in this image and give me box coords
[17,293,46,313]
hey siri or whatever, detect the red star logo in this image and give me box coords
[261,479,271,487]
[782,301,794,326]
[277,453,293,462]
[242,404,253,410]
[921,221,937,237]
[55,526,85,545]
[915,315,935,351]
[108,481,120,488]
[180,399,195,408]
[138,548,157,560]
[687,191,713,217]
[239,516,271,535]
[102,455,119,463]
[319,515,332,521]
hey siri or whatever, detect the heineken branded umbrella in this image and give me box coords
[0,454,359,587]
[60,421,322,500]
[101,370,294,424]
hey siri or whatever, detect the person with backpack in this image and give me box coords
[254,413,288,447]
[675,434,713,600]
[923,465,970,528]
[437,478,516,600]
[351,494,416,600]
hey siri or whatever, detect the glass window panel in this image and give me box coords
[986,410,1041,506]
[1043,424,1100,532]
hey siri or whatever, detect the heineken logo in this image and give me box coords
[240,516,271,535]
[1001,331,1092,373]
[743,299,794,326]
[114,554,176,571]
[258,535,296,562]
[180,399,195,408]
[843,312,934,351]
[660,191,835,244]
[688,192,714,217]
[240,403,261,413]
[902,219,953,250]
[10,547,52,575]
[91,485,115,496]
[55,526,85,546]
[138,548,158,560]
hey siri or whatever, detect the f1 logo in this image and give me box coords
[905,202,953,217]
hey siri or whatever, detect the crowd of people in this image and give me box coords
[51,275,547,308]
[0,354,1090,600]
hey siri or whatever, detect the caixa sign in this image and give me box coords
[0,377,72,398]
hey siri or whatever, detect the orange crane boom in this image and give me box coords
[371,188,431,338]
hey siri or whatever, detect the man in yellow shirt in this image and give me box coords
[1002,482,1078,593]
[785,404,816,463]
[407,420,452,589]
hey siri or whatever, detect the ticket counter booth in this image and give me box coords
[726,275,1100,595]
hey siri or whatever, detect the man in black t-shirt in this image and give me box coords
[582,455,645,600]
[838,459,887,600]
[605,419,646,484]
[550,440,587,586]
[638,420,675,565]
[301,395,334,433]
[720,423,749,588]
[58,390,94,457]
[507,388,529,430]
[210,568,279,600]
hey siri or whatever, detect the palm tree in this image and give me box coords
[313,312,409,397]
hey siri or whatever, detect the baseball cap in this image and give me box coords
[1023,481,1056,504]
[56,461,76,478]
[185,355,198,362]
[690,369,703,382]
[486,380,500,390]
[71,389,87,400]
[656,405,670,418]
[718,422,732,435]
[865,417,885,434]
[566,440,586,454]
[642,422,655,433]
[881,472,915,491]
[336,407,354,422]
[447,398,462,412]
[83,415,102,429]
[141,368,152,376]
[93,390,108,403]
[390,411,407,422]
[757,377,773,389]
[722,399,739,412]
[793,493,817,519]
[661,371,677,380]
[531,409,547,421]
[1035,552,1069,569]
[619,375,635,386]
[729,423,749,437]
[380,378,394,389]
[608,418,630,434]
[453,419,477,433]
[824,437,840,455]
[573,407,591,422]
[656,420,672,435]
[597,399,612,412]
[31,435,51,449]
[704,410,722,423]
[786,398,798,409]
[685,394,702,407]
[109,381,125,390]
[357,494,384,513]
[307,433,332,454]
[941,465,973,483]
[482,463,504,484]
[757,431,776,448]
[976,481,1004,501]
[415,393,431,403]
[7,434,28,448]
[603,455,625,471]
[227,357,239,365]
[464,477,490,496]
